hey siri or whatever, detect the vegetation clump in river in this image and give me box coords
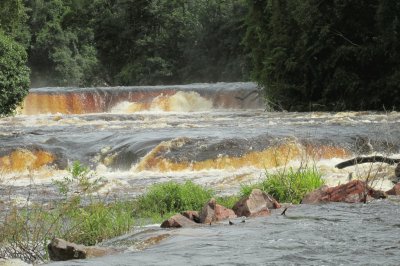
[240,167,325,204]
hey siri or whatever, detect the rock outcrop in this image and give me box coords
[160,214,200,228]
[199,198,236,224]
[181,210,200,223]
[232,189,280,217]
[302,180,386,204]
[47,238,120,261]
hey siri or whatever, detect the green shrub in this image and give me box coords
[0,31,30,116]
[134,181,214,221]
[216,195,241,209]
[240,167,325,204]
[0,162,134,262]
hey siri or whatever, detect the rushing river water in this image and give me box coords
[49,199,400,266]
[1,82,400,264]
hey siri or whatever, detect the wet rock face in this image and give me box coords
[199,198,236,224]
[161,136,278,163]
[48,238,87,261]
[181,210,200,223]
[233,189,280,217]
[386,183,400,195]
[302,180,386,204]
[47,238,119,261]
[160,214,200,228]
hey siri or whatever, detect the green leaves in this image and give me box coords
[244,0,400,111]
[0,32,30,116]
[240,167,325,204]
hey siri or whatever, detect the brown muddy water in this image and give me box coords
[1,82,400,265]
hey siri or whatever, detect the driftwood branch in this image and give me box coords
[335,156,400,169]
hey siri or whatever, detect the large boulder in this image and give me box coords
[48,238,120,261]
[386,183,400,195]
[181,210,200,223]
[160,214,200,228]
[199,198,236,224]
[232,189,280,217]
[302,180,386,204]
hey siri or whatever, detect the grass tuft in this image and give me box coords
[134,181,214,222]
[240,167,325,204]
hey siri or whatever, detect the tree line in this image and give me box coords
[1,0,249,88]
[0,0,399,115]
[245,0,400,111]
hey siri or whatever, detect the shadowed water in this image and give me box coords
[49,199,400,266]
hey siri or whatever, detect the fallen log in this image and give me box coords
[335,156,400,169]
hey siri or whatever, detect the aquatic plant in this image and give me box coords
[134,181,214,222]
[240,167,325,204]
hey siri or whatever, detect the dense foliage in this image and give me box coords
[1,0,399,111]
[0,32,30,116]
[23,0,249,87]
[244,0,400,111]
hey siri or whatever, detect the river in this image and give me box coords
[1,82,400,264]
[50,199,400,266]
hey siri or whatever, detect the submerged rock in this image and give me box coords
[47,238,120,261]
[199,198,236,224]
[233,189,280,217]
[386,183,400,195]
[160,214,200,228]
[302,180,386,204]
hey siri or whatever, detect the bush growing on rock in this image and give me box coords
[241,167,324,204]
[134,181,214,220]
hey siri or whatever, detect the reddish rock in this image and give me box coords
[160,214,199,228]
[199,198,236,224]
[181,210,200,223]
[214,204,237,221]
[232,189,280,217]
[386,183,400,195]
[302,180,386,204]
[48,238,120,261]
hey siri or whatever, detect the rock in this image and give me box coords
[214,204,237,221]
[232,189,280,217]
[160,214,200,228]
[395,164,400,177]
[47,238,119,261]
[386,183,400,195]
[199,198,236,224]
[302,180,386,204]
[181,210,200,223]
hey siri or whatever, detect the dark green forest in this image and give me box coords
[0,0,399,113]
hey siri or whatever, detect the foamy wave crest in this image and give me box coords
[111,91,212,113]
